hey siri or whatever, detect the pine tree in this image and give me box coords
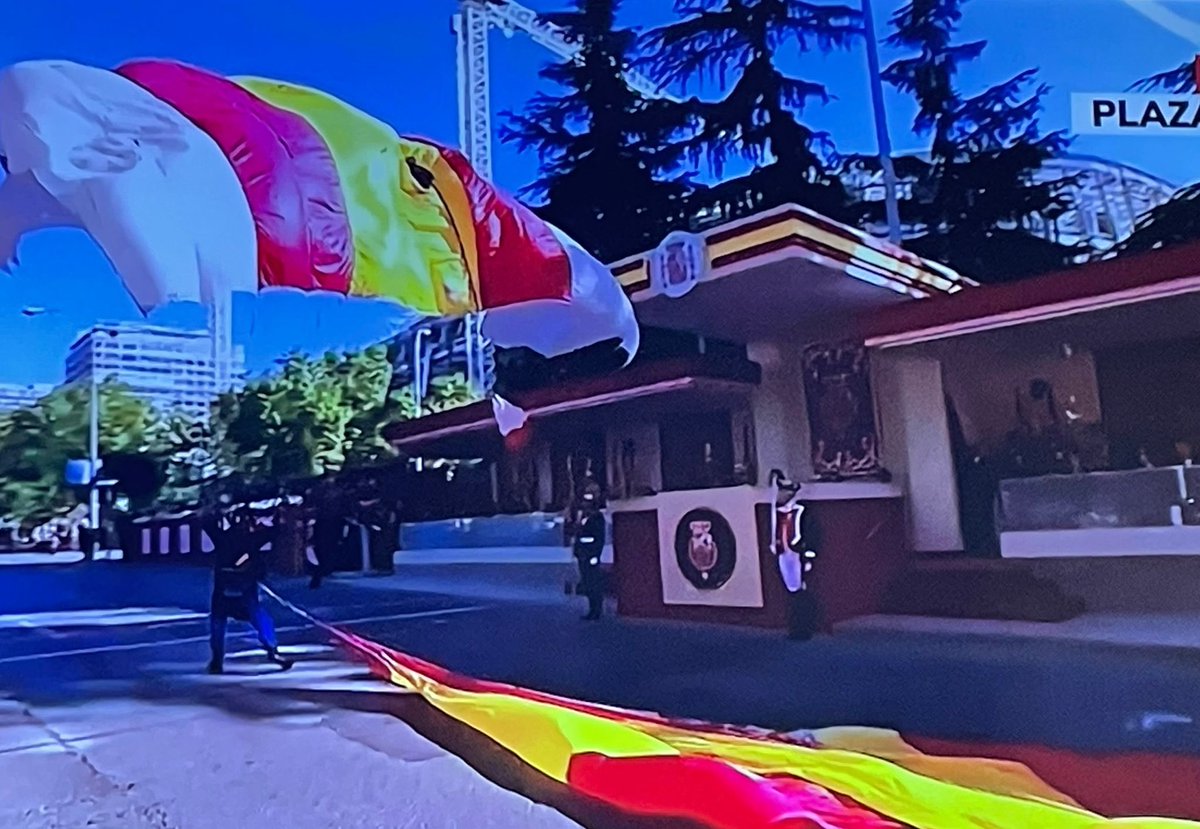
[502,0,691,261]
[1118,58,1199,255]
[638,0,861,218]
[883,0,1074,282]
[1131,57,1197,94]
[1118,183,1200,256]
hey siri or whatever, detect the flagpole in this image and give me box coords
[862,0,903,246]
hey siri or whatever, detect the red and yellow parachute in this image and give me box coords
[0,59,637,362]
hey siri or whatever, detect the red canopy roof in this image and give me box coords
[863,242,1200,348]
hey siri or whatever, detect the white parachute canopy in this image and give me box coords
[0,60,256,310]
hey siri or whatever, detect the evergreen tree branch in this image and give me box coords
[1130,61,1196,94]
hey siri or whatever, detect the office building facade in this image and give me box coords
[65,323,245,420]
[0,382,54,412]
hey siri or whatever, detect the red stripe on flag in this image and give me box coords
[117,60,354,294]
[567,753,905,829]
[909,738,1200,821]
[432,142,571,309]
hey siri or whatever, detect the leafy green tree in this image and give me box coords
[502,0,692,260]
[881,0,1074,282]
[638,0,861,219]
[0,381,162,527]
[421,373,476,415]
[152,414,220,507]
[212,345,401,489]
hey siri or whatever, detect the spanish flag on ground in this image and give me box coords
[291,610,1193,829]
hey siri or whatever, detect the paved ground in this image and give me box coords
[839,611,1200,651]
[0,645,577,829]
[0,551,86,566]
[2,562,1200,827]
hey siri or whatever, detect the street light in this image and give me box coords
[22,307,117,556]
[85,328,120,557]
[861,0,903,246]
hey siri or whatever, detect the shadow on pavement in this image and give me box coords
[275,684,708,829]
[3,645,701,829]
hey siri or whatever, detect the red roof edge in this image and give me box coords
[383,356,762,444]
[862,241,1200,344]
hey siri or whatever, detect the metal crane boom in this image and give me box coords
[453,0,678,392]
[455,0,673,173]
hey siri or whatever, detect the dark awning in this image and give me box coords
[384,356,760,452]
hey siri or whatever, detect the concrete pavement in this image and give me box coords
[4,564,1199,754]
[3,563,1200,824]
[0,644,579,829]
[0,551,86,566]
[838,611,1200,652]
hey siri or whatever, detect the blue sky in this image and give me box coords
[1,0,1198,384]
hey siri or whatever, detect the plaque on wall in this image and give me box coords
[673,508,737,590]
[803,343,881,479]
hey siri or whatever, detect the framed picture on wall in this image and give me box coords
[802,343,881,479]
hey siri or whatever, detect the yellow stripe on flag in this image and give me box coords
[398,137,480,311]
[367,642,1191,829]
[234,77,473,315]
[813,727,1081,808]
[369,648,677,781]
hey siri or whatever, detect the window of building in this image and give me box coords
[659,410,736,492]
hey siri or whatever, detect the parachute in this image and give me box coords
[0,59,638,369]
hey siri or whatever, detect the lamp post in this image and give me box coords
[22,308,118,556]
[861,0,904,246]
[88,353,102,554]
[82,328,120,556]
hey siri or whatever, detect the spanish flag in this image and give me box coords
[322,624,1197,829]
[0,59,637,363]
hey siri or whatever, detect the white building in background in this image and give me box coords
[0,382,53,412]
[1025,156,1176,252]
[843,153,1177,253]
[65,323,246,421]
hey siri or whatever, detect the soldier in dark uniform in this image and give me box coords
[573,489,606,621]
[360,490,398,575]
[207,506,294,674]
[308,483,345,589]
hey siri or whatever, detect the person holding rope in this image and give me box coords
[207,504,294,675]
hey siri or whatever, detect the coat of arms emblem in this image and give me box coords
[673,508,736,591]
[687,520,718,579]
[651,231,708,299]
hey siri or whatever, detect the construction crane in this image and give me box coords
[454,0,670,180]
[453,0,671,394]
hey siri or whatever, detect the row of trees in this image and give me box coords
[504,0,1194,281]
[0,347,478,529]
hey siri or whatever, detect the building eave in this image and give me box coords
[863,242,1200,349]
[610,202,972,299]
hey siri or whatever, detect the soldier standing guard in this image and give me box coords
[572,485,606,621]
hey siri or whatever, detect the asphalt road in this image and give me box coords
[3,562,1200,760]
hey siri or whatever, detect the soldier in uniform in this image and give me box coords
[572,487,606,621]
[308,482,345,590]
[207,506,294,674]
